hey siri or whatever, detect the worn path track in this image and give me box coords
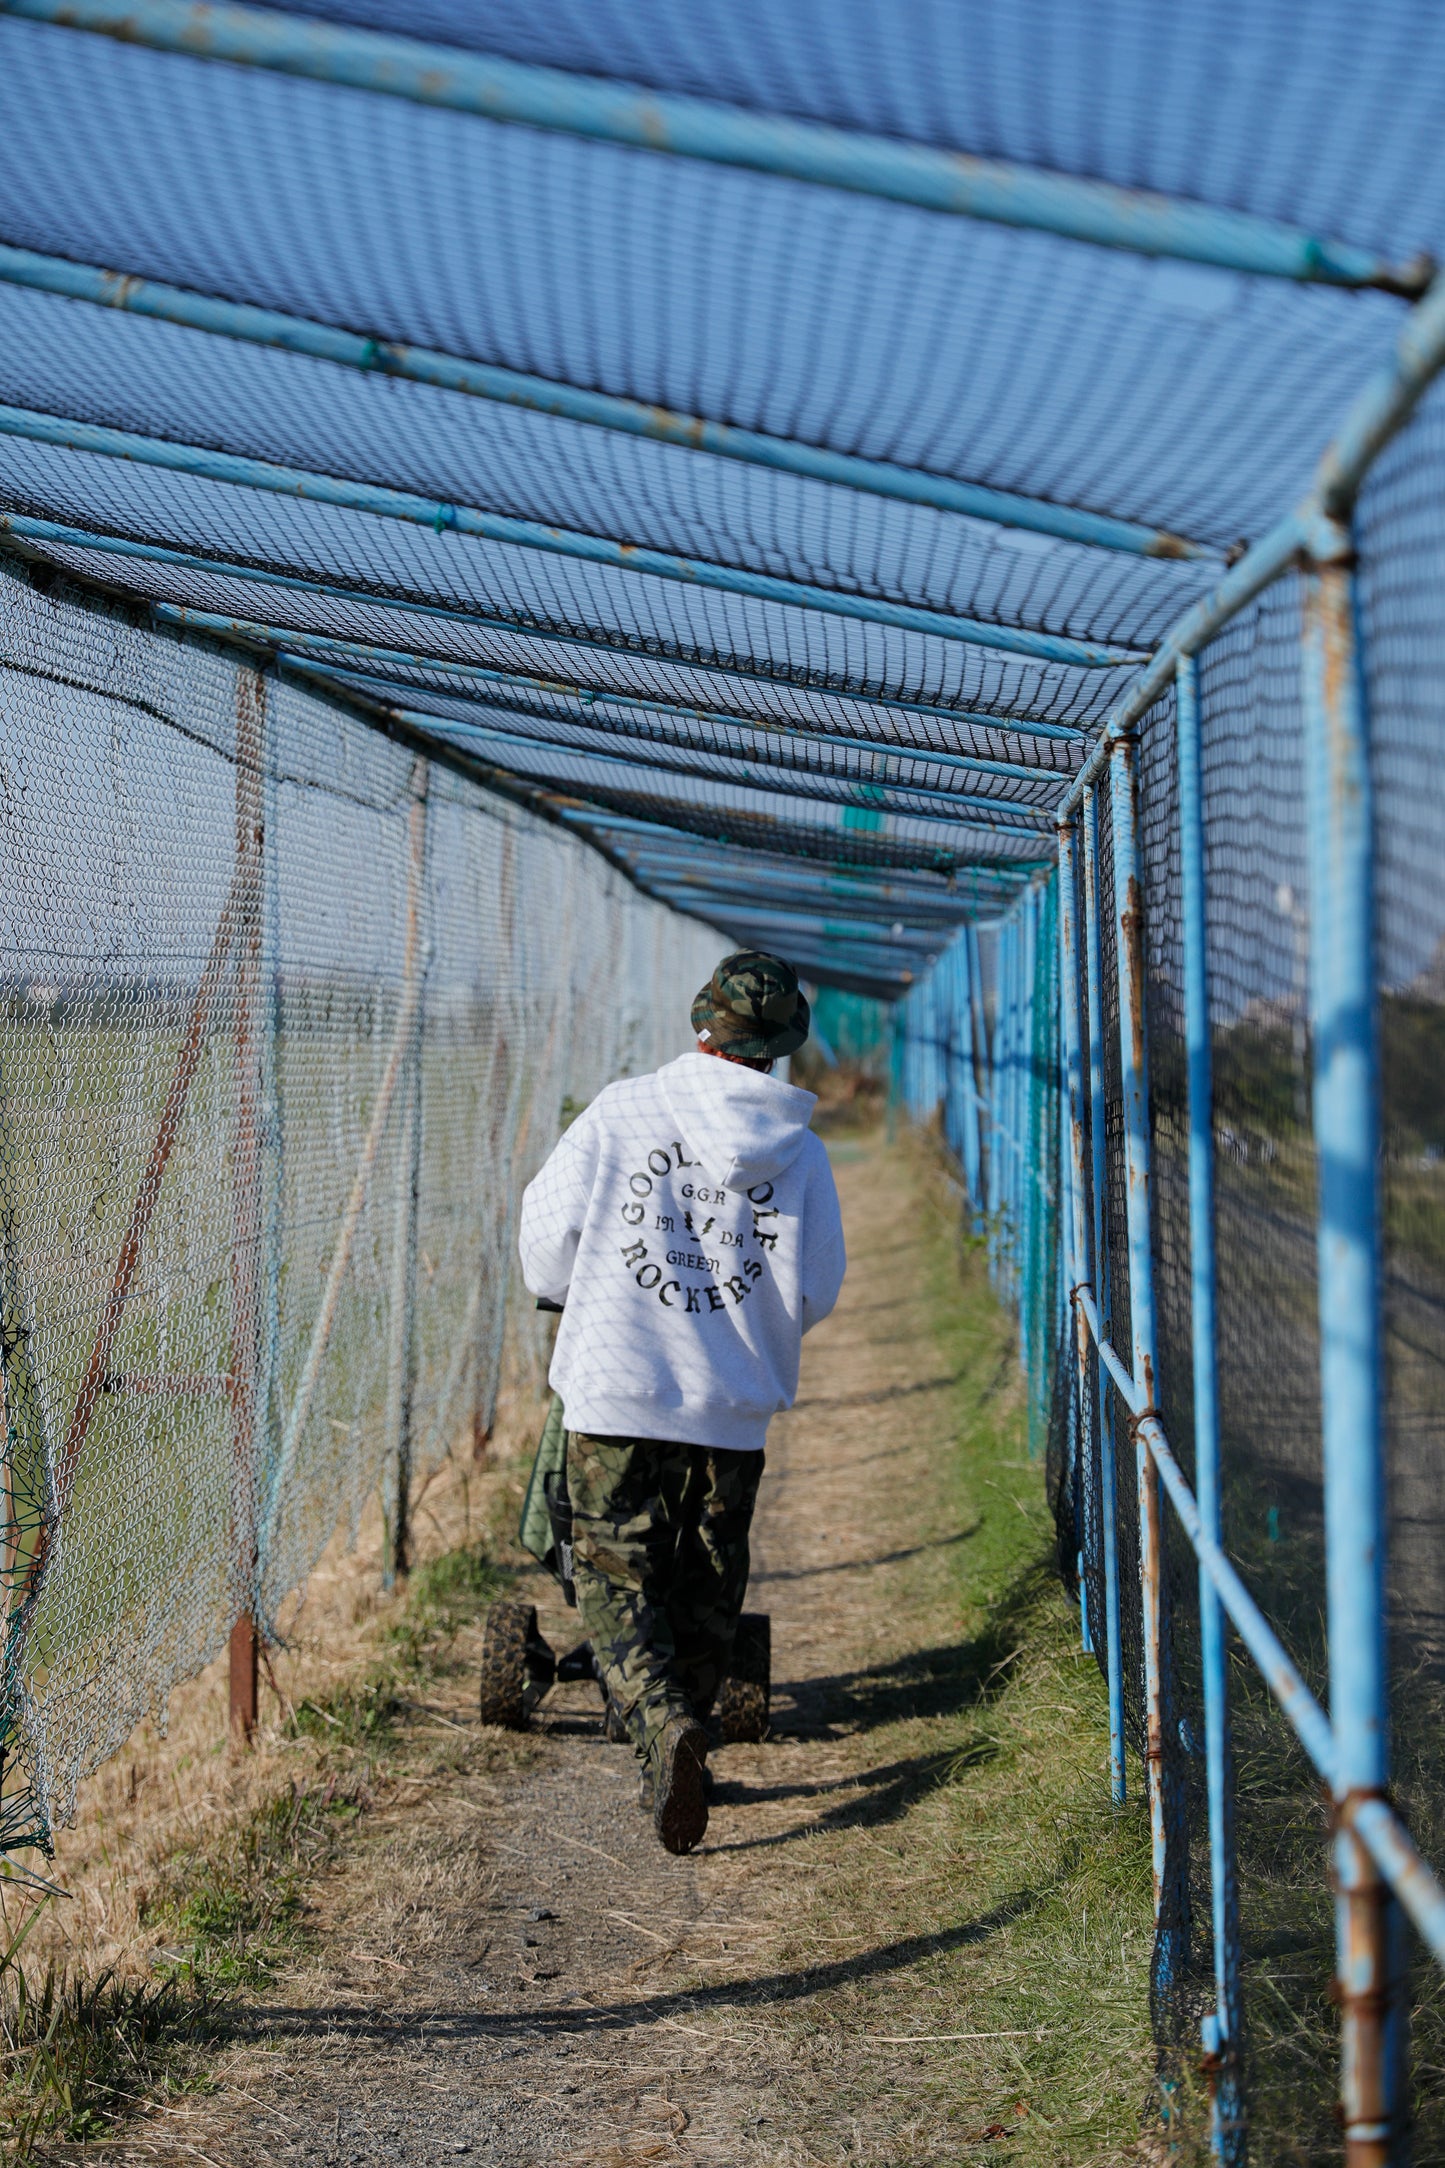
[102,1135,986,2167]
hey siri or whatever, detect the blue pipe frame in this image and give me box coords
[0,520,1097,751]
[378,710,1053,850]
[1300,524,1401,2156]
[289,674,1062,824]
[1081,783,1127,1805]
[0,404,1142,668]
[149,612,1077,786]
[3,1,1429,297]
[148,605,1094,751]
[1108,735,1175,1986]
[0,245,1211,563]
[1175,653,1243,2158]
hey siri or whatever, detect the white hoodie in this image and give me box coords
[518,1051,846,1451]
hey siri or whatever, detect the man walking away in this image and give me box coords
[518,952,846,1853]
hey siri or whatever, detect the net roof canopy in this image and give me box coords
[2,0,1443,995]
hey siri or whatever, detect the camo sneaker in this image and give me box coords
[652,1716,710,1854]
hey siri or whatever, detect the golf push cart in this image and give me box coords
[479,1387,771,1743]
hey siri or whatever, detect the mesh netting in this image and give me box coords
[0,556,720,1846]
[899,374,1445,2151]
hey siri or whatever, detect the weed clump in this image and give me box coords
[0,1899,212,2156]
[143,1773,368,1987]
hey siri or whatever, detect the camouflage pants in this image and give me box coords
[567,1431,764,1761]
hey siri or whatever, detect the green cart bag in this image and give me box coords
[518,1391,576,1603]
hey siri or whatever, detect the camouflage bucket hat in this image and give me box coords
[691,950,810,1060]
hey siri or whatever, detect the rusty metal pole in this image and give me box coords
[384,757,429,1585]
[1301,523,1402,2165]
[1058,817,1096,1652]
[1109,733,1182,1994]
[229,666,266,1742]
[1082,783,1126,1803]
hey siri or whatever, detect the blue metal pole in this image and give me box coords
[382,714,1048,853]
[958,935,983,1211]
[987,926,1008,1288]
[1176,653,1243,2160]
[4,2,1425,294]
[562,806,1052,878]
[941,938,963,1160]
[637,875,1002,921]
[1301,523,1400,2165]
[375,709,1055,830]
[1059,949,1090,1647]
[251,629,1074,786]
[1018,888,1039,1327]
[914,987,928,1119]
[1002,916,1021,1300]
[153,603,1096,749]
[0,405,1142,667]
[986,926,1002,1285]
[995,919,1013,1295]
[1082,781,1126,1805]
[1058,817,1095,1655]
[1109,732,1181,1995]
[0,244,1210,562]
[967,922,988,1236]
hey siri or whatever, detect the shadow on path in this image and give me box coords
[751,1524,978,1584]
[220,1897,1034,2048]
[792,1371,962,1411]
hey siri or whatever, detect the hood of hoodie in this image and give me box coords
[658,1050,818,1191]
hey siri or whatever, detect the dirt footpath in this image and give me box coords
[97,1133,1030,2167]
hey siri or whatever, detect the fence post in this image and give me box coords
[1109,733,1184,1994]
[1058,822,1096,1654]
[1008,909,1023,1296]
[1300,525,1402,2164]
[1082,783,1126,1804]
[229,667,266,1742]
[1176,653,1244,2159]
[384,756,430,1585]
[1018,887,1038,1334]
[967,922,989,1228]
[986,926,1005,1283]
[956,935,983,1208]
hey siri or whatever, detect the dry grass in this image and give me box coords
[0,1365,555,2155]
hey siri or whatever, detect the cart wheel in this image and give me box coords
[479,1600,540,1730]
[718,1612,771,1743]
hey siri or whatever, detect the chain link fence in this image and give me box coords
[0,556,721,1853]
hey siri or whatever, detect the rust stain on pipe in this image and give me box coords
[1333,1792,1396,2167]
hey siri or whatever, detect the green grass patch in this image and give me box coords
[143,1773,365,1989]
[859,1137,1445,2163]
[760,1138,1163,2164]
